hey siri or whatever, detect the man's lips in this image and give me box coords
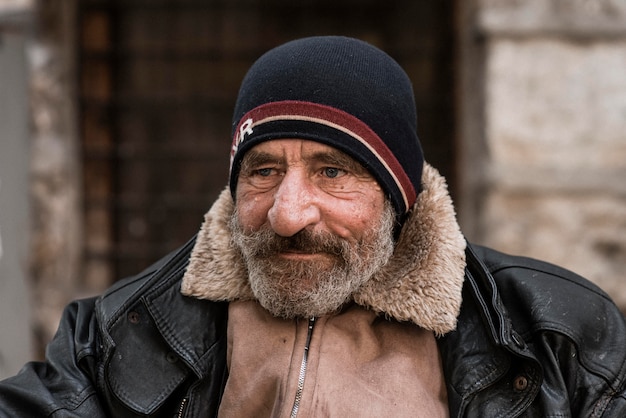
[277,250,331,261]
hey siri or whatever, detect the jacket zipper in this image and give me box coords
[290,317,316,418]
[177,397,188,418]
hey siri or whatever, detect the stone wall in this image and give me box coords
[460,0,626,308]
[0,0,35,378]
[28,0,83,356]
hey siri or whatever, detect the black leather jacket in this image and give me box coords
[1,240,625,417]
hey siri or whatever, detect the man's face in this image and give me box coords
[231,139,395,318]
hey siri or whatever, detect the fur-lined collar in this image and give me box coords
[181,163,466,335]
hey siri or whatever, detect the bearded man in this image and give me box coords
[1,36,625,417]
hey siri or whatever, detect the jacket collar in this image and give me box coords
[181,163,466,335]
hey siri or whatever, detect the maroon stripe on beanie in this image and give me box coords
[231,100,416,212]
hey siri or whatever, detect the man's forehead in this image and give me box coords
[244,139,368,172]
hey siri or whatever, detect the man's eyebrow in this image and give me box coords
[308,150,368,174]
[240,150,283,171]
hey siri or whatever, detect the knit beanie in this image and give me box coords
[229,36,423,219]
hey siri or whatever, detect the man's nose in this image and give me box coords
[267,171,321,237]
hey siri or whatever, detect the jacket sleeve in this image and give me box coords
[0,297,108,418]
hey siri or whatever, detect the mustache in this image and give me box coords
[233,225,350,261]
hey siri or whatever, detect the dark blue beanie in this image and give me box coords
[229,36,423,218]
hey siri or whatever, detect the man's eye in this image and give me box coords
[323,167,344,178]
[255,168,274,177]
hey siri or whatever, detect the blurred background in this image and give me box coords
[1,0,625,379]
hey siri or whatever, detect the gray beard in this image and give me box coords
[229,202,396,319]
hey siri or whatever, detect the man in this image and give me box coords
[1,36,625,417]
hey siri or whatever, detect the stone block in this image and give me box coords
[486,38,626,172]
[478,0,626,36]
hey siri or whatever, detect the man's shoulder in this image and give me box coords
[473,245,614,305]
[96,237,197,326]
[472,244,611,301]
[471,244,626,348]
[463,244,626,410]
